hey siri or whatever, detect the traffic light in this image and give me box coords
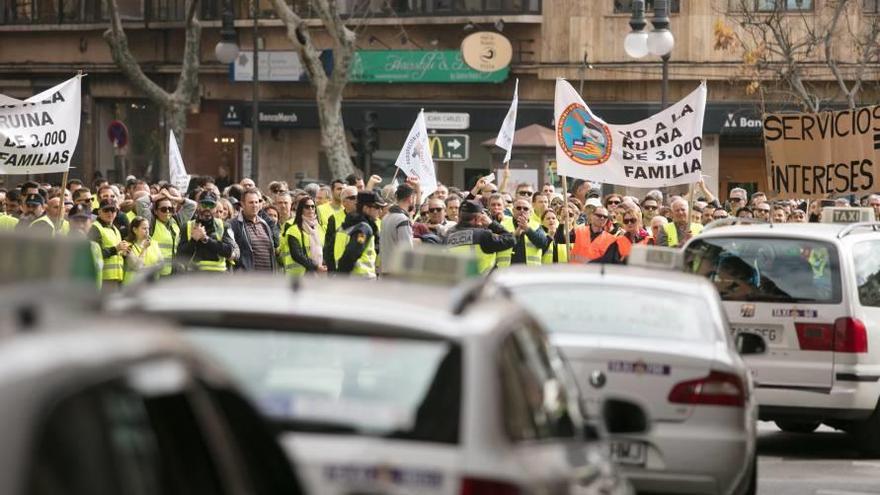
[363,111,379,153]
[350,128,364,157]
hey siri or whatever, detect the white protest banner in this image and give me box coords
[169,130,191,192]
[554,78,706,187]
[394,109,437,198]
[496,78,518,164]
[0,75,82,175]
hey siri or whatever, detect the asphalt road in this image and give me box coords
[757,421,880,495]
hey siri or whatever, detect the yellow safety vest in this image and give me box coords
[59,219,69,235]
[498,216,542,267]
[543,241,569,264]
[334,224,376,278]
[90,241,103,289]
[280,221,325,277]
[93,222,124,282]
[152,219,180,276]
[186,219,227,272]
[318,203,344,229]
[496,217,515,268]
[446,229,497,274]
[0,214,19,231]
[28,215,56,235]
[125,210,136,223]
[662,222,703,247]
[123,241,163,285]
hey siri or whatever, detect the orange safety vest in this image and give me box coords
[616,234,650,259]
[569,226,617,263]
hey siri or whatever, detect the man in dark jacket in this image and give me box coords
[178,192,235,272]
[444,200,516,274]
[335,191,386,278]
[227,188,278,272]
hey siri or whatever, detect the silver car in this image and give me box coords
[491,264,759,495]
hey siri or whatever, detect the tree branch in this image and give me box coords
[270,0,328,94]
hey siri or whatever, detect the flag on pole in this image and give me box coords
[169,130,191,192]
[554,78,706,187]
[394,110,437,199]
[496,78,518,164]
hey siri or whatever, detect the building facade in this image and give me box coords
[1,0,876,198]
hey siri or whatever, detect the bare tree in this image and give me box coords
[714,0,880,111]
[270,0,360,179]
[103,0,201,152]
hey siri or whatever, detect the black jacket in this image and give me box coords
[336,213,377,274]
[444,221,516,254]
[178,217,235,267]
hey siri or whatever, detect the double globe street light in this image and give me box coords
[624,0,675,109]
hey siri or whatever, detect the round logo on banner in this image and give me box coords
[557,103,612,166]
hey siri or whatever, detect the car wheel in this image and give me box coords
[775,420,820,434]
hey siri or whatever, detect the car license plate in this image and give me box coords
[608,440,647,466]
[731,326,781,343]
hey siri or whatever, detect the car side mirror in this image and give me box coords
[602,398,650,435]
[735,333,766,355]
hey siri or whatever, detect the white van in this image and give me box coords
[683,219,880,455]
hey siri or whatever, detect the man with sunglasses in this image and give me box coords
[508,198,550,266]
[132,184,196,277]
[179,192,235,273]
[324,185,359,272]
[88,198,130,289]
[657,198,703,248]
[569,206,618,263]
[727,187,747,213]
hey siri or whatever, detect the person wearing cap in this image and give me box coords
[568,206,619,264]
[95,184,130,239]
[179,191,235,273]
[228,188,278,272]
[334,190,385,278]
[444,200,516,274]
[323,185,359,272]
[88,198,130,289]
[17,193,51,235]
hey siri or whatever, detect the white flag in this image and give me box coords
[0,75,82,175]
[554,78,706,187]
[169,130,191,192]
[496,79,518,164]
[394,110,437,199]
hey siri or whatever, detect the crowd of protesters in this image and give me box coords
[1,169,878,287]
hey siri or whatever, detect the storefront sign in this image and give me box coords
[460,32,513,73]
[233,51,305,82]
[351,50,508,83]
[428,134,469,161]
[424,112,470,130]
[764,106,880,199]
[223,104,243,126]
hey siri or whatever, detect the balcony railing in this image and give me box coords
[1,0,538,24]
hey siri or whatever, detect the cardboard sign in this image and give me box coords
[764,106,880,199]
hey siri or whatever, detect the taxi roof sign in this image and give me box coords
[821,207,874,224]
[626,245,684,271]
[383,246,480,285]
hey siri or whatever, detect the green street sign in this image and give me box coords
[429,134,469,161]
[351,50,508,84]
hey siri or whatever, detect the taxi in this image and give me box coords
[0,300,303,495]
[683,208,880,455]
[490,252,759,495]
[109,270,639,495]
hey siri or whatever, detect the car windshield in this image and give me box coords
[186,328,461,444]
[510,285,715,342]
[684,237,841,303]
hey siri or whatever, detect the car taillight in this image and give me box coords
[460,478,521,495]
[794,319,868,353]
[668,370,746,407]
[834,317,868,353]
[795,322,834,351]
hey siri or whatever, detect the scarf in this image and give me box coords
[302,217,323,267]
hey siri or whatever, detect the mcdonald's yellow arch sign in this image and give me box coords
[428,134,469,161]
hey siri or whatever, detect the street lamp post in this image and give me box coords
[624,0,675,109]
[215,0,260,186]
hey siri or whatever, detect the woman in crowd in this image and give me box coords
[279,196,327,276]
[541,209,568,264]
[123,216,163,284]
[615,207,649,261]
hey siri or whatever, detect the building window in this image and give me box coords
[613,0,680,14]
[865,0,880,13]
[729,0,813,11]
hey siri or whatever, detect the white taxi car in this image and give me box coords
[683,213,880,455]
[490,262,758,495]
[110,274,639,495]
